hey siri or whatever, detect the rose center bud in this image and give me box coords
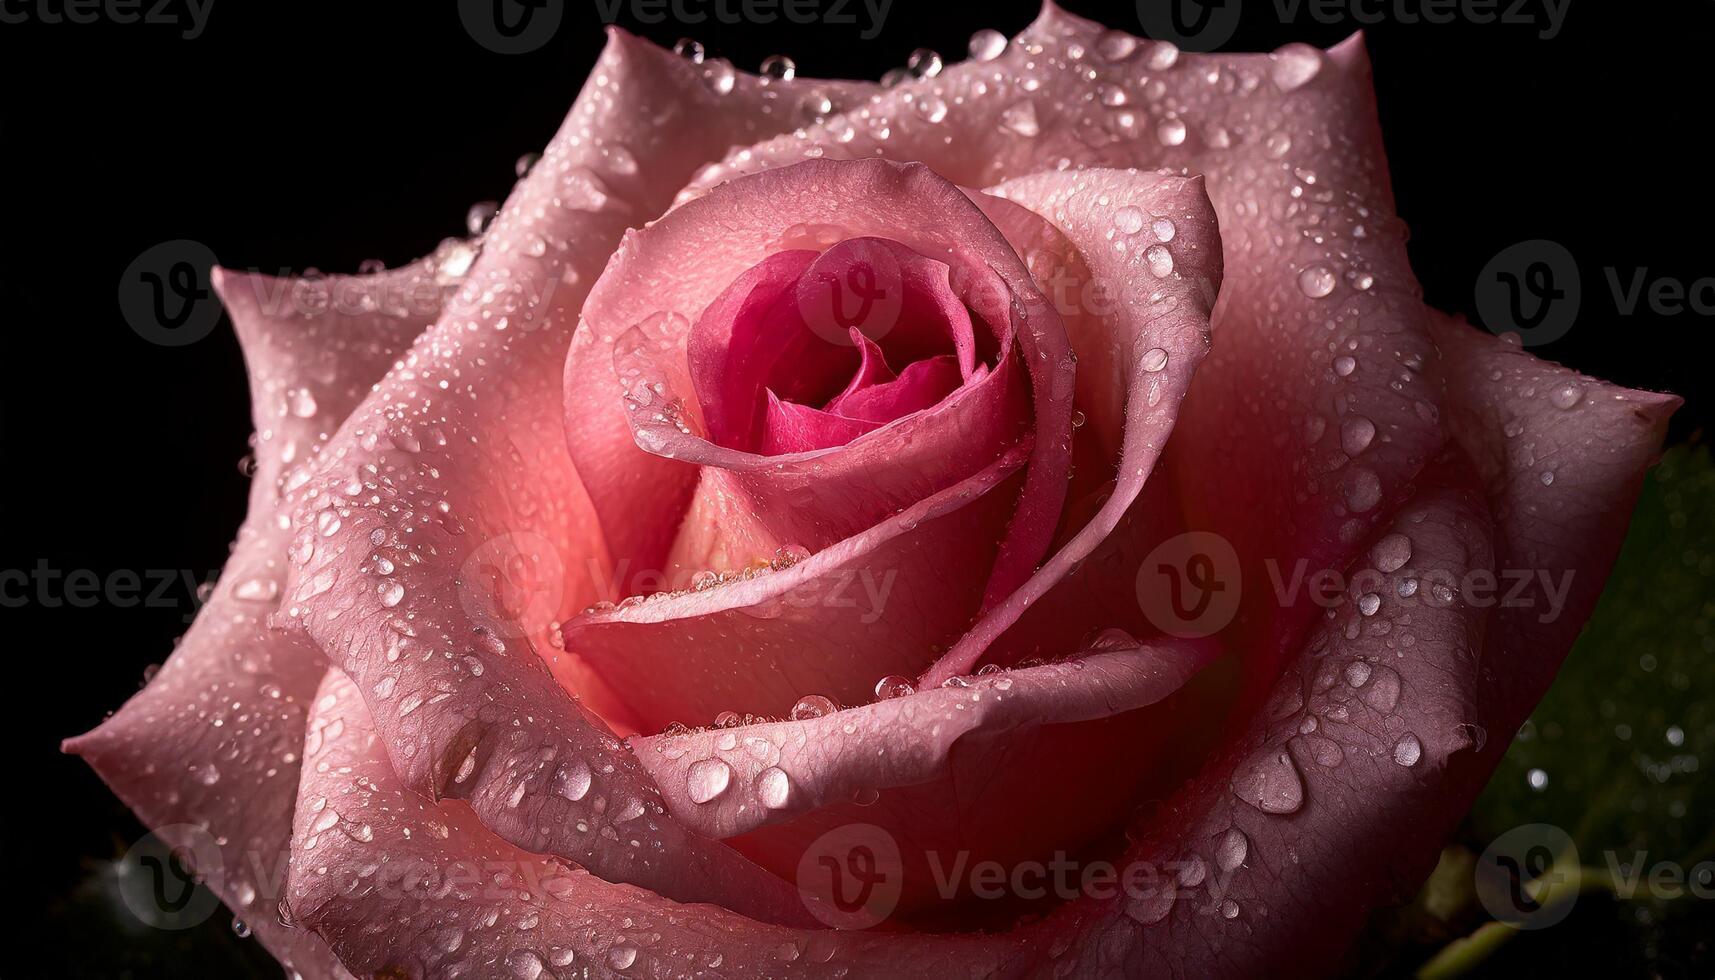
[688,237,1002,455]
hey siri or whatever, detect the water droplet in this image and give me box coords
[907,48,943,78]
[757,766,792,809]
[290,388,318,418]
[704,59,736,95]
[1340,415,1376,456]
[874,675,915,700]
[1361,665,1401,712]
[1146,244,1174,277]
[1357,592,1381,616]
[1113,205,1146,234]
[1345,661,1373,687]
[916,95,948,123]
[1216,827,1249,871]
[1231,747,1305,814]
[231,918,251,938]
[378,581,405,608]
[1145,40,1181,70]
[1298,265,1337,298]
[686,758,732,804]
[1393,733,1423,767]
[968,28,1008,62]
[1550,384,1582,410]
[1343,467,1382,512]
[1527,767,1549,790]
[1095,30,1137,61]
[1156,117,1187,147]
[1001,100,1040,137]
[465,200,499,236]
[1152,217,1176,241]
[673,38,705,64]
[760,54,796,81]
[1141,347,1169,372]
[553,759,592,802]
[606,945,638,971]
[514,152,540,179]
[790,694,837,720]
[1270,43,1323,91]
[1371,533,1412,573]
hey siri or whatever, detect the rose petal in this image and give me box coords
[65,250,462,977]
[685,5,1444,698]
[1429,313,1681,731]
[273,29,862,921]
[288,668,1022,977]
[570,157,1072,605]
[690,239,982,451]
[922,168,1221,683]
[1007,323,1677,974]
[563,443,1030,730]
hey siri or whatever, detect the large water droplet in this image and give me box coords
[1370,532,1412,573]
[1393,733,1423,767]
[1231,747,1305,814]
[757,766,793,809]
[1216,827,1249,871]
[1270,43,1323,91]
[1095,29,1137,61]
[790,694,837,720]
[874,675,915,700]
[1340,415,1376,456]
[907,47,944,78]
[968,28,1008,62]
[686,758,732,804]
[1298,265,1337,298]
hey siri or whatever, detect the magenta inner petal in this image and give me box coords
[688,236,1003,456]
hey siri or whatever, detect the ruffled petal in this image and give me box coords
[272,29,862,921]
[65,249,464,978]
[288,668,1023,977]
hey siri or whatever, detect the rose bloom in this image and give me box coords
[71,5,1677,978]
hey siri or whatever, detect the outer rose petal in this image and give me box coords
[1429,314,1682,732]
[65,248,468,978]
[288,669,1024,978]
[274,30,869,922]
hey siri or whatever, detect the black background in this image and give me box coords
[2,1,1710,976]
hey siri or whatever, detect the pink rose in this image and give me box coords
[71,4,1677,976]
